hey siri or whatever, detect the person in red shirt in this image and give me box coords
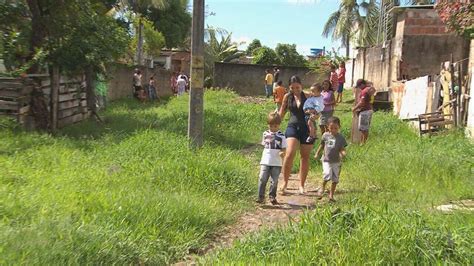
[352,81,376,144]
[336,62,346,103]
[329,65,338,92]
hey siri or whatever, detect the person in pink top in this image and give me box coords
[329,65,339,92]
[319,80,336,134]
[336,62,346,103]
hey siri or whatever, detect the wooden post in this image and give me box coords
[188,0,205,148]
[85,67,97,114]
[450,54,457,127]
[50,65,60,131]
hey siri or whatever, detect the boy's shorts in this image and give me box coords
[358,110,373,132]
[322,161,341,183]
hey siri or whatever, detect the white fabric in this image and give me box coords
[260,130,287,166]
[177,78,186,96]
[399,76,429,119]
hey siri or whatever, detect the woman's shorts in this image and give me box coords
[358,110,373,132]
[337,83,344,93]
[319,111,334,126]
[285,123,315,145]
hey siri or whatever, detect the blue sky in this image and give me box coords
[204,0,341,56]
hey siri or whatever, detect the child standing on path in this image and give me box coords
[273,81,286,112]
[303,83,324,142]
[336,62,346,103]
[257,112,287,205]
[315,116,347,202]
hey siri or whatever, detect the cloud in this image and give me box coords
[235,36,251,49]
[287,0,322,4]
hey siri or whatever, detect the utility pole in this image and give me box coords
[188,0,205,148]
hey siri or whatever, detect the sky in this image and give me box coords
[204,0,342,56]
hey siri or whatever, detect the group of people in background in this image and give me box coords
[170,72,189,96]
[258,64,376,206]
[132,69,191,102]
[132,68,159,102]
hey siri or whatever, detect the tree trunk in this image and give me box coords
[50,65,60,132]
[345,38,350,58]
[26,0,46,73]
[137,17,144,66]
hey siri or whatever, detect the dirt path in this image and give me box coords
[175,173,322,265]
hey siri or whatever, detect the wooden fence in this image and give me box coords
[0,74,90,129]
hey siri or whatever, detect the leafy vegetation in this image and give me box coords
[0,90,268,264]
[203,99,474,264]
[246,39,262,56]
[251,46,280,66]
[274,43,306,67]
[435,0,473,39]
[1,91,473,264]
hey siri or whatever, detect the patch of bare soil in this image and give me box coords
[233,96,269,105]
[435,199,474,212]
[174,173,324,265]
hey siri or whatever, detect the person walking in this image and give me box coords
[278,75,314,195]
[133,68,145,102]
[319,80,336,134]
[336,62,346,103]
[170,72,178,96]
[353,82,376,144]
[273,81,286,112]
[264,69,274,98]
[147,76,157,100]
[273,67,281,89]
[177,75,187,96]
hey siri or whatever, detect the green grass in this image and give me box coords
[202,99,474,265]
[1,90,473,264]
[0,90,268,264]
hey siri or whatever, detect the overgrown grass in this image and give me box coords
[1,90,473,264]
[0,90,269,264]
[203,100,474,264]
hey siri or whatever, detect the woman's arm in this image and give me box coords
[279,93,290,118]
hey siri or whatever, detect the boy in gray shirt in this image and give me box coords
[314,116,347,202]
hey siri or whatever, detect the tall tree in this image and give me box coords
[204,27,244,85]
[275,43,306,67]
[322,0,378,57]
[145,0,191,49]
[252,46,280,65]
[119,0,168,65]
[246,39,262,56]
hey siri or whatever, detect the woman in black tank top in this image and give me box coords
[278,76,314,194]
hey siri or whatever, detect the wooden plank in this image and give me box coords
[0,81,24,89]
[0,100,18,110]
[59,92,86,102]
[18,105,30,115]
[58,113,86,128]
[59,99,80,109]
[58,107,81,119]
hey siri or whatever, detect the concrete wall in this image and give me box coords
[213,62,321,96]
[350,7,469,90]
[106,64,174,101]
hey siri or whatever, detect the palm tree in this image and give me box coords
[204,27,244,85]
[322,0,379,57]
[119,0,168,65]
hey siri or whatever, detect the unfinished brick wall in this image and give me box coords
[403,9,448,36]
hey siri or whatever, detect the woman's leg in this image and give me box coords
[281,137,299,190]
[299,144,313,190]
